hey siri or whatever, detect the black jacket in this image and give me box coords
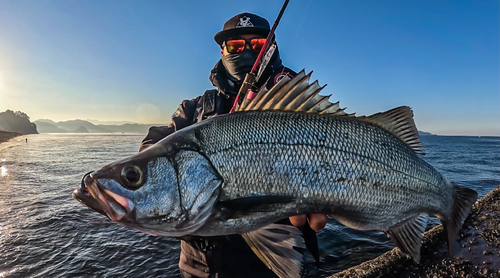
[140,59,297,278]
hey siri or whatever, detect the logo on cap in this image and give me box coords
[236,16,253,28]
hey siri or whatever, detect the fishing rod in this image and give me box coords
[230,0,290,113]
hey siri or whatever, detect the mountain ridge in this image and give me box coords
[33,119,160,134]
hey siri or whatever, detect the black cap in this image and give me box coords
[214,12,270,46]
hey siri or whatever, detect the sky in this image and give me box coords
[0,0,498,136]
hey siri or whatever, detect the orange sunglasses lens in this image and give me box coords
[251,38,267,52]
[226,40,246,54]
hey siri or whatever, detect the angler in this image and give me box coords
[78,10,323,278]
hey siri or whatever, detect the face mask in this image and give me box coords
[221,49,258,81]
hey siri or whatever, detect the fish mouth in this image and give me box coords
[73,171,133,222]
[73,186,109,217]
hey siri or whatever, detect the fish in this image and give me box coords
[73,70,477,278]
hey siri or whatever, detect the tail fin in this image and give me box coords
[443,184,477,256]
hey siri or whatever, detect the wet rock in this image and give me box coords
[329,186,500,278]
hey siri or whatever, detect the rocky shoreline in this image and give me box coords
[0,131,22,144]
[330,186,500,278]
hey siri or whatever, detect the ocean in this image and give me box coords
[0,134,498,278]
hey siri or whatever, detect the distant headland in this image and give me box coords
[418,131,436,136]
[0,110,38,135]
[0,110,38,143]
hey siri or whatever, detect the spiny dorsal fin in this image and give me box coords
[236,69,352,116]
[359,106,425,155]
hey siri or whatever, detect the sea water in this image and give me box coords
[0,134,498,277]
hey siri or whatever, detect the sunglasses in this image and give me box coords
[224,38,267,54]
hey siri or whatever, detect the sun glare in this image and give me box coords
[136,103,161,123]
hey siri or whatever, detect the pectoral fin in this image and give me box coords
[386,214,428,263]
[242,224,305,278]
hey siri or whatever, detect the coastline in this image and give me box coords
[0,131,23,144]
[329,186,500,278]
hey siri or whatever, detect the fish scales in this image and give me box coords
[172,110,451,234]
[74,71,477,277]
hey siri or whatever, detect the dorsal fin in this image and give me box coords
[234,69,423,155]
[359,106,425,155]
[236,69,352,116]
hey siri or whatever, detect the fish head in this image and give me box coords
[73,146,222,237]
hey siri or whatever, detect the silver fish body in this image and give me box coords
[172,110,448,236]
[74,71,477,277]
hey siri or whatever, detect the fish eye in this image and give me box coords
[121,165,144,188]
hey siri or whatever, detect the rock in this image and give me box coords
[329,186,500,278]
